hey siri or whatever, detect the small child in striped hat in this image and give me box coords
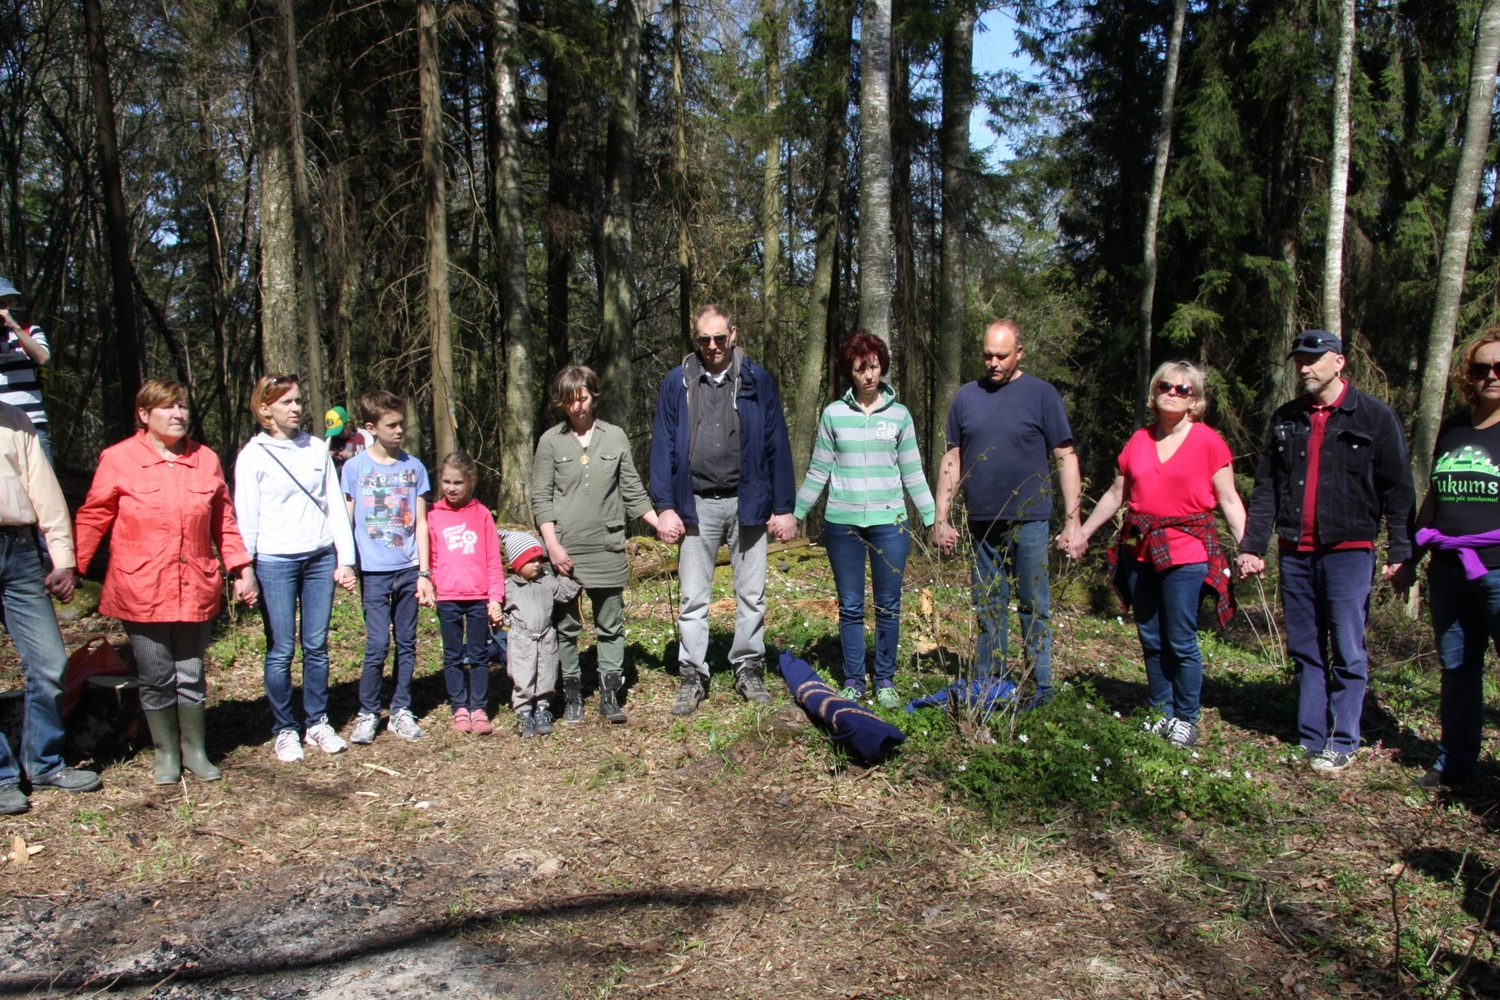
[500,530,581,737]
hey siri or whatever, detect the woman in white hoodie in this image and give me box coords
[234,375,358,763]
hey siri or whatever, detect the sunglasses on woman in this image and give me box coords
[1156,381,1194,398]
[1468,362,1500,381]
[269,373,300,385]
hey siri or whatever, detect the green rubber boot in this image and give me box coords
[176,703,222,781]
[143,708,182,785]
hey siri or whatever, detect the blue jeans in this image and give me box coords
[824,520,912,691]
[970,519,1052,695]
[438,599,489,711]
[0,528,70,786]
[1428,556,1500,777]
[257,546,336,736]
[1117,556,1207,722]
[359,567,419,715]
[1280,547,1374,755]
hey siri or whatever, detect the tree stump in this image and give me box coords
[67,674,146,757]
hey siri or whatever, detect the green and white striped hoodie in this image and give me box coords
[793,384,936,526]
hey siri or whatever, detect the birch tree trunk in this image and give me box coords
[82,0,141,439]
[759,1,783,380]
[857,0,893,353]
[931,3,974,477]
[281,0,327,424]
[597,0,642,433]
[673,0,693,353]
[1411,0,1500,484]
[1135,0,1187,423]
[1321,0,1355,338]
[419,0,456,459]
[490,0,535,518]
[790,0,854,486]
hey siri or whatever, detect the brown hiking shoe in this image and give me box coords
[734,665,773,706]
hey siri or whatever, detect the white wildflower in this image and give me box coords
[1085,702,1094,711]
[1091,774,1099,783]
[1017,733,1030,743]
[1244,771,1252,780]
[1180,769,1189,777]
[1082,744,1092,751]
[1190,752,1200,759]
[1113,711,1121,719]
[1103,758,1112,766]
[957,764,967,772]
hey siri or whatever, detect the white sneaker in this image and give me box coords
[304,720,348,754]
[389,708,424,741]
[274,730,305,762]
[350,712,379,745]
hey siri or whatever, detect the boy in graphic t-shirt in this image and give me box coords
[342,389,435,745]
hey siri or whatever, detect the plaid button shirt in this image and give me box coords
[1107,510,1235,628]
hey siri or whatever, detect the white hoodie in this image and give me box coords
[234,431,356,564]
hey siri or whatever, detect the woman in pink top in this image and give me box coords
[425,451,506,734]
[1071,362,1247,748]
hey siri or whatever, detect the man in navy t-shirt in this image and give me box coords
[933,319,1081,701]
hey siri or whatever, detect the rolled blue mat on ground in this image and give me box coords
[775,650,906,763]
[904,677,1018,713]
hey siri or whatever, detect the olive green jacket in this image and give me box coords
[530,419,653,588]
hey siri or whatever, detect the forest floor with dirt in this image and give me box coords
[0,540,1497,999]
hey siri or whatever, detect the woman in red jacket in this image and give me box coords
[74,380,257,784]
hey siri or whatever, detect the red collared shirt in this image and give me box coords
[1287,379,1373,553]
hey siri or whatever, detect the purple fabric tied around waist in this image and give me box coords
[1415,526,1500,580]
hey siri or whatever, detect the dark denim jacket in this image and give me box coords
[1242,382,1415,562]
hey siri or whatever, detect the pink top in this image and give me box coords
[427,498,506,602]
[1117,422,1233,565]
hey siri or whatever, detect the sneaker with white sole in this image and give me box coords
[350,712,380,745]
[304,720,348,754]
[388,708,424,740]
[1165,718,1199,748]
[274,730,305,762]
[1310,748,1353,772]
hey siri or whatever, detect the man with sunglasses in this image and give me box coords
[1238,330,1414,773]
[650,304,796,716]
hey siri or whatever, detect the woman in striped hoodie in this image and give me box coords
[794,332,936,707]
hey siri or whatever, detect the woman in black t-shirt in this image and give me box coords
[1408,328,1500,787]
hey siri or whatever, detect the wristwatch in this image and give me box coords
[418,570,432,579]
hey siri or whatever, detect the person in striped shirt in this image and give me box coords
[794,331,936,708]
[0,277,52,465]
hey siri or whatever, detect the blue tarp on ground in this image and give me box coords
[775,650,906,763]
[904,678,1018,713]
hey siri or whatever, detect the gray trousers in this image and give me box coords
[124,620,214,711]
[677,496,767,678]
[508,627,558,711]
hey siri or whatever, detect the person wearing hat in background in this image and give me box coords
[324,405,372,468]
[501,530,580,738]
[1238,330,1415,773]
[0,277,54,465]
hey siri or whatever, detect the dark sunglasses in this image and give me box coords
[1156,381,1195,398]
[1469,362,1500,381]
[695,334,729,347]
[269,373,300,385]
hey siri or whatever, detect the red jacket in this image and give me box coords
[426,498,506,602]
[75,433,251,623]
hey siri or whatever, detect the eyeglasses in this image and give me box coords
[1469,362,1500,381]
[695,334,729,348]
[1156,381,1195,398]
[269,373,300,385]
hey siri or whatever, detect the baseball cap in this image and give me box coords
[325,406,353,438]
[1286,329,1343,358]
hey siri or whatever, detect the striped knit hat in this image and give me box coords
[502,530,545,571]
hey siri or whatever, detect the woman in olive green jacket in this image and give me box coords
[532,366,659,724]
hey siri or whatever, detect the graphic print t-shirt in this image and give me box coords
[1430,413,1500,570]
[341,450,431,571]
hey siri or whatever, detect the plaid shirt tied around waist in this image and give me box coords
[1107,510,1236,629]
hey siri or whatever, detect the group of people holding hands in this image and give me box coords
[0,291,1494,815]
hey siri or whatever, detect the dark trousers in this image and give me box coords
[358,567,419,715]
[1117,556,1207,722]
[1280,547,1374,755]
[824,520,912,691]
[438,599,490,711]
[1428,557,1500,777]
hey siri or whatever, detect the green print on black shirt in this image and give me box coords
[1431,414,1500,571]
[1433,444,1500,502]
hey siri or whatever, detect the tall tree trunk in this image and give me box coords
[596,0,642,433]
[759,0,783,380]
[420,0,456,459]
[1265,23,1305,422]
[1321,0,1356,338]
[890,8,917,407]
[252,0,299,380]
[673,0,693,353]
[1135,0,1187,423]
[489,0,535,520]
[544,31,573,390]
[196,89,232,448]
[857,0,893,354]
[1412,0,1500,484]
[790,0,854,486]
[931,3,973,477]
[82,0,141,440]
[281,0,327,424]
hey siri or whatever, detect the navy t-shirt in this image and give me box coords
[945,373,1073,521]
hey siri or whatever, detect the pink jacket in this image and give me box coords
[427,498,506,602]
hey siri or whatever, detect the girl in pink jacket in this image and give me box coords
[426,452,506,734]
